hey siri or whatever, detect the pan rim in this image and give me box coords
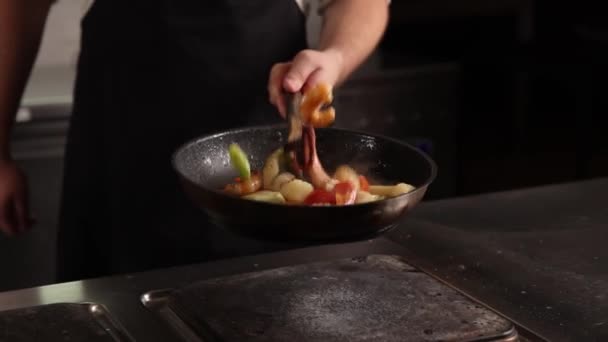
[171,124,438,209]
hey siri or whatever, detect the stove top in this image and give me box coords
[142,255,518,342]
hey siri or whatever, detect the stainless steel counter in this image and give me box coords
[2,178,607,341]
[0,239,411,341]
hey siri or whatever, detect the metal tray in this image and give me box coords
[141,255,519,342]
[0,302,133,342]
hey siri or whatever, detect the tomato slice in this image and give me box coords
[358,175,370,191]
[304,189,336,205]
[305,181,358,206]
[334,181,357,205]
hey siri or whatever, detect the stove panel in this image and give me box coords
[143,255,517,342]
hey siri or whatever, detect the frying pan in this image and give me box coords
[172,124,437,242]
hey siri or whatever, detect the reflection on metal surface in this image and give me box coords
[0,302,133,342]
[36,281,85,304]
[89,303,136,342]
[141,290,203,342]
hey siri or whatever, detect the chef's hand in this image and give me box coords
[0,159,31,236]
[268,49,343,118]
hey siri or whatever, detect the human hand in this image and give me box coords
[268,49,343,118]
[0,159,31,236]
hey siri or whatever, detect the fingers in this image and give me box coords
[0,162,31,237]
[283,50,322,93]
[300,68,324,96]
[269,49,341,118]
[268,62,291,118]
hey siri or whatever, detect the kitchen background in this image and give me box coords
[1,0,606,292]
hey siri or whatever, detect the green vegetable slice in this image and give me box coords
[229,143,251,180]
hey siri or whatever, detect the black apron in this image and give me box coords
[57,0,308,282]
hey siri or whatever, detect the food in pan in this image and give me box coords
[223,140,415,206]
[221,83,415,205]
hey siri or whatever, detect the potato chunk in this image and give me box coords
[271,172,295,192]
[355,191,384,204]
[243,191,286,204]
[262,148,283,190]
[333,165,360,189]
[368,183,415,197]
[280,179,314,203]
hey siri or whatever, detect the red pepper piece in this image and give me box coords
[304,189,336,205]
[358,175,370,191]
[334,181,357,205]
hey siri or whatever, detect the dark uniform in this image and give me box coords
[57,0,309,282]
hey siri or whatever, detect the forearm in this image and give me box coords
[0,0,53,159]
[318,0,389,84]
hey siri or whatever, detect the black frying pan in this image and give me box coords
[172,125,437,242]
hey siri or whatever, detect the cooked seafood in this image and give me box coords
[221,83,415,205]
[300,83,335,128]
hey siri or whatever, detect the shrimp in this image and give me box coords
[302,126,333,190]
[300,83,335,128]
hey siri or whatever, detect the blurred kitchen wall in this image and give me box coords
[34,0,91,68]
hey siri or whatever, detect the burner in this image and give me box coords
[143,255,518,342]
